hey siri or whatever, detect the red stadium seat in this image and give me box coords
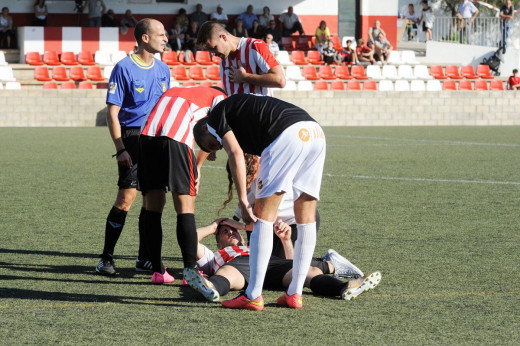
[461,65,478,79]
[458,79,473,90]
[350,65,369,80]
[172,66,189,80]
[362,80,376,90]
[61,52,78,65]
[43,81,58,89]
[474,80,488,90]
[52,66,69,81]
[180,51,197,65]
[296,36,312,50]
[78,81,93,89]
[199,81,213,87]
[290,50,306,65]
[347,80,361,90]
[78,51,96,65]
[162,51,180,65]
[26,51,44,65]
[189,66,206,80]
[183,81,197,86]
[489,80,504,90]
[44,50,61,65]
[477,64,494,79]
[60,82,76,89]
[306,50,324,65]
[34,66,52,81]
[212,56,221,65]
[331,36,342,51]
[442,80,457,90]
[429,65,447,79]
[86,66,105,81]
[445,65,463,79]
[335,65,353,80]
[195,51,213,65]
[318,65,335,80]
[302,66,319,80]
[206,65,221,80]
[331,80,345,90]
[69,66,86,81]
[314,81,328,90]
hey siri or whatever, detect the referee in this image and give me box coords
[96,18,171,276]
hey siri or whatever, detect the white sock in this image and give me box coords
[287,222,317,296]
[245,218,273,300]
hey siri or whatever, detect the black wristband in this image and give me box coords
[112,148,126,158]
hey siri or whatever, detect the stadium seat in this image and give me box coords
[52,66,70,81]
[43,81,58,89]
[206,65,221,80]
[442,80,457,90]
[429,65,447,79]
[362,80,377,90]
[386,50,402,65]
[414,65,433,80]
[302,66,319,80]
[474,80,488,90]
[281,37,295,51]
[199,81,213,87]
[351,65,369,80]
[445,65,463,79]
[331,36,342,51]
[180,51,197,65]
[458,79,473,90]
[296,36,312,50]
[69,66,86,81]
[331,80,345,90]
[61,82,76,89]
[334,65,352,80]
[400,50,418,65]
[275,51,293,66]
[43,50,61,65]
[426,79,442,91]
[0,51,7,66]
[172,66,189,80]
[189,66,206,80]
[347,80,361,90]
[290,50,306,65]
[306,50,324,65]
[489,80,504,90]
[283,80,297,90]
[78,51,96,65]
[154,52,161,60]
[78,81,93,89]
[461,65,478,79]
[212,56,221,65]
[183,81,197,87]
[0,66,16,82]
[34,66,52,81]
[162,51,180,65]
[86,66,105,81]
[297,80,313,91]
[103,66,114,79]
[379,80,394,91]
[96,82,109,89]
[195,51,213,65]
[382,65,399,80]
[95,51,113,66]
[366,65,383,80]
[397,65,414,80]
[285,66,305,81]
[61,52,78,65]
[5,82,22,90]
[314,81,328,90]
[26,51,44,65]
[318,65,335,80]
[394,80,409,91]
[111,51,127,64]
[410,80,425,91]
[476,64,494,79]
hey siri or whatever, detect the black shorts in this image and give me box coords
[117,127,140,189]
[137,135,198,196]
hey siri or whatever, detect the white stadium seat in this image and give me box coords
[382,65,399,80]
[394,80,410,91]
[0,51,7,66]
[297,81,313,91]
[414,65,433,80]
[366,65,383,80]
[410,80,426,91]
[401,50,418,65]
[285,66,305,81]
[103,66,114,79]
[95,51,113,66]
[398,65,415,80]
[379,80,394,91]
[275,51,293,66]
[386,50,402,65]
[0,66,16,82]
[111,51,128,64]
[426,79,442,91]
[283,80,297,90]
[5,81,22,90]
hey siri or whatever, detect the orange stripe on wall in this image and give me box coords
[299,15,339,36]
[360,15,397,48]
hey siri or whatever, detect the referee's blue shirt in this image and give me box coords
[106,54,171,127]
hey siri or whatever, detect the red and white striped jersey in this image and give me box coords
[197,245,250,275]
[220,37,279,96]
[140,86,226,149]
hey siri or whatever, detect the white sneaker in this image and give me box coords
[322,249,364,279]
[183,267,220,302]
[342,271,382,301]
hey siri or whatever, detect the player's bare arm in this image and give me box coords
[196,218,226,259]
[274,219,294,259]
[229,62,286,88]
[195,149,210,193]
[106,103,132,168]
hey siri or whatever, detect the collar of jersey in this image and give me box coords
[130,53,155,70]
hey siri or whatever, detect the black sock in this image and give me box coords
[144,210,163,273]
[209,275,231,296]
[176,213,198,268]
[138,207,149,260]
[309,275,348,297]
[101,206,127,259]
[311,258,331,274]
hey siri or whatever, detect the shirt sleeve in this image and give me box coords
[106,63,126,106]
[196,244,216,276]
[252,40,279,73]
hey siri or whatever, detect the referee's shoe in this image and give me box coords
[96,256,117,276]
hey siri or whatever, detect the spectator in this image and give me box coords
[184,20,199,57]
[322,40,340,65]
[83,0,106,28]
[174,8,189,32]
[374,32,393,63]
[232,19,248,38]
[279,6,305,36]
[341,40,359,65]
[499,0,514,49]
[314,20,330,53]
[265,33,279,56]
[33,0,48,27]
[507,69,520,90]
[265,20,283,48]
[403,4,419,41]
[0,7,14,48]
[356,38,376,64]
[190,3,208,26]
[102,9,118,27]
[235,4,257,31]
[121,9,137,29]
[258,6,274,29]
[419,0,434,42]
[169,23,185,52]
[368,20,386,47]
[210,4,228,28]
[249,20,263,39]
[456,0,479,44]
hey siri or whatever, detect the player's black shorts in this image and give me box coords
[137,135,198,196]
[117,127,140,189]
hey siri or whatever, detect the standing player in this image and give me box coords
[193,94,326,310]
[196,22,285,96]
[138,86,226,300]
[95,18,170,276]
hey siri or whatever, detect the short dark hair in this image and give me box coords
[514,69,518,74]
[193,117,211,153]
[134,18,153,45]
[421,0,428,4]
[197,21,229,48]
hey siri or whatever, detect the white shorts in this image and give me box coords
[255,121,326,201]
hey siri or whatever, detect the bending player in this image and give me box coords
[193,94,325,310]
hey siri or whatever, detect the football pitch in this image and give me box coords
[1,127,519,345]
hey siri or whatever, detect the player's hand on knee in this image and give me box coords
[117,150,132,168]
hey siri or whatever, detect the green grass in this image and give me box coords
[1,127,519,345]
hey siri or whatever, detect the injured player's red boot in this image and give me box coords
[222,294,264,311]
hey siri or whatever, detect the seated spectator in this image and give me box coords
[315,20,330,53]
[232,19,248,38]
[507,69,520,90]
[33,0,48,27]
[249,20,264,39]
[403,4,419,41]
[0,7,15,49]
[279,6,305,36]
[120,9,137,29]
[236,4,258,31]
[102,9,118,27]
[265,33,279,56]
[265,20,283,48]
[174,8,189,32]
[373,32,393,63]
[190,3,208,26]
[184,20,200,57]
[210,4,228,28]
[258,6,274,29]
[341,40,359,65]
[356,38,376,64]
[322,40,340,65]
[368,20,386,47]
[169,23,185,52]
